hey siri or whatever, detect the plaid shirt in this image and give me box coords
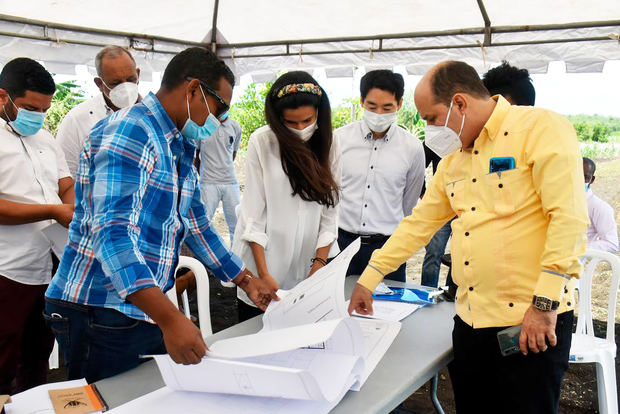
[46,93,244,321]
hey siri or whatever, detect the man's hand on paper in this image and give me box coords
[235,269,280,310]
[519,305,557,355]
[348,283,374,315]
[53,203,75,228]
[161,311,208,365]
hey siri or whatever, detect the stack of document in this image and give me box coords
[109,238,401,414]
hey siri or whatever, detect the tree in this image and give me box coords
[44,80,85,137]
[396,89,425,139]
[229,82,272,149]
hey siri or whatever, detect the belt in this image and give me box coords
[338,228,390,244]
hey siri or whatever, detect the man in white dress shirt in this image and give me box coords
[0,58,74,394]
[335,70,425,282]
[57,45,140,178]
[583,157,618,253]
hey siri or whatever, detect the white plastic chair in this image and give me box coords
[569,249,620,414]
[166,256,213,337]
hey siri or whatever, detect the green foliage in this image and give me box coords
[331,97,363,129]
[44,80,85,137]
[580,142,620,159]
[567,115,620,143]
[396,89,425,139]
[229,82,272,149]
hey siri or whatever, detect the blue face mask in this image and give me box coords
[181,85,220,141]
[585,183,590,192]
[219,111,229,121]
[5,95,46,136]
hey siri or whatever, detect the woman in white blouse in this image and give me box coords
[232,71,341,321]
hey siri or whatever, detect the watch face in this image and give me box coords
[533,296,559,311]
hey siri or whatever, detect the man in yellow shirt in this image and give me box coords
[348,61,588,414]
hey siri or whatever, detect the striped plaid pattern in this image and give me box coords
[46,93,243,321]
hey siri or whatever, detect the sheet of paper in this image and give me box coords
[4,379,98,414]
[107,380,355,414]
[152,350,360,402]
[42,222,69,259]
[351,318,401,390]
[261,237,360,331]
[208,318,357,359]
[348,299,424,322]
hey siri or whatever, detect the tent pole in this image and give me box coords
[476,0,492,46]
[211,0,220,54]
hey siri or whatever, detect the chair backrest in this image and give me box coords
[166,256,213,338]
[575,249,620,345]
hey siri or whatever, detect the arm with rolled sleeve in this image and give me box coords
[358,161,455,291]
[90,120,158,300]
[316,134,341,250]
[239,135,269,247]
[527,114,590,301]
[185,180,244,282]
[402,140,426,216]
[56,114,82,179]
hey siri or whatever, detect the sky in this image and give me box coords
[54,60,620,118]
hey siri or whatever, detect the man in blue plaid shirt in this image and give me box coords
[45,48,278,382]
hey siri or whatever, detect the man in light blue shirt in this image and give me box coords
[197,116,242,245]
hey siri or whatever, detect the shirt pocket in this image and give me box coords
[445,178,466,214]
[484,168,531,216]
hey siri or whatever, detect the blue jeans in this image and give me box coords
[201,183,240,246]
[44,298,166,383]
[421,219,454,287]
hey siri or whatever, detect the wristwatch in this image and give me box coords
[532,295,560,312]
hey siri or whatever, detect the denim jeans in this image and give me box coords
[201,183,241,246]
[44,298,166,383]
[421,219,454,287]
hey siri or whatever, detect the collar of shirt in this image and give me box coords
[360,119,397,142]
[479,95,510,142]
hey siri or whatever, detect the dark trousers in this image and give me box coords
[337,228,406,282]
[421,219,453,287]
[0,275,54,394]
[448,311,574,414]
[237,299,264,323]
[44,298,166,383]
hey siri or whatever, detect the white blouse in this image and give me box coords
[233,125,341,306]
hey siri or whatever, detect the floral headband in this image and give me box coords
[276,83,322,99]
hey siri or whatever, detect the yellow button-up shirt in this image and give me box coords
[359,96,589,328]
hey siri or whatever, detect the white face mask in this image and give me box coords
[363,109,397,133]
[102,81,139,109]
[287,120,318,141]
[424,100,465,158]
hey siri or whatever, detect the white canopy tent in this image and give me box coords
[1,0,619,79]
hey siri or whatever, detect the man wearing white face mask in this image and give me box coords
[335,70,425,282]
[56,45,141,178]
[349,61,588,414]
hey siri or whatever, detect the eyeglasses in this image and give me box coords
[185,77,230,117]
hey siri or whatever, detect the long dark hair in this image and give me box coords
[265,71,338,207]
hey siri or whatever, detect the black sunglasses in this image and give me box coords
[186,77,230,117]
